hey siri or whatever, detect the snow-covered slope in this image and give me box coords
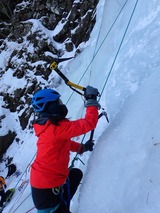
[1,0,160,212]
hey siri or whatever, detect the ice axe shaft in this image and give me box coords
[89,111,109,141]
[50,61,86,92]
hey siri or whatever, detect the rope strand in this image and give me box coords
[66,0,130,105]
[71,0,140,168]
[99,0,140,98]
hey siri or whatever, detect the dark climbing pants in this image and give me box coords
[31,168,83,213]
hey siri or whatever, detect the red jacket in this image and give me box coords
[30,106,98,188]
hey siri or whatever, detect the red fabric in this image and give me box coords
[30,106,98,188]
[0,177,6,189]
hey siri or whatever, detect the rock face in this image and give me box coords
[0,131,16,160]
[0,0,99,159]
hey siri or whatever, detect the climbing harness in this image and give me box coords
[52,180,70,212]
[52,185,63,196]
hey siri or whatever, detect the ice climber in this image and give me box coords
[30,86,100,213]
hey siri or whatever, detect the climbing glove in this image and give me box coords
[84,85,101,109]
[84,85,99,100]
[83,140,95,152]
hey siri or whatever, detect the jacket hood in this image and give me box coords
[33,118,51,137]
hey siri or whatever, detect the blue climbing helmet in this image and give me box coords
[32,89,61,113]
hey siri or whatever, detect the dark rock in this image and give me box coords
[0,0,99,156]
[0,131,16,160]
[65,42,74,52]
[19,108,32,130]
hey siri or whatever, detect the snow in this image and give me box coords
[77,69,160,213]
[0,0,160,212]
